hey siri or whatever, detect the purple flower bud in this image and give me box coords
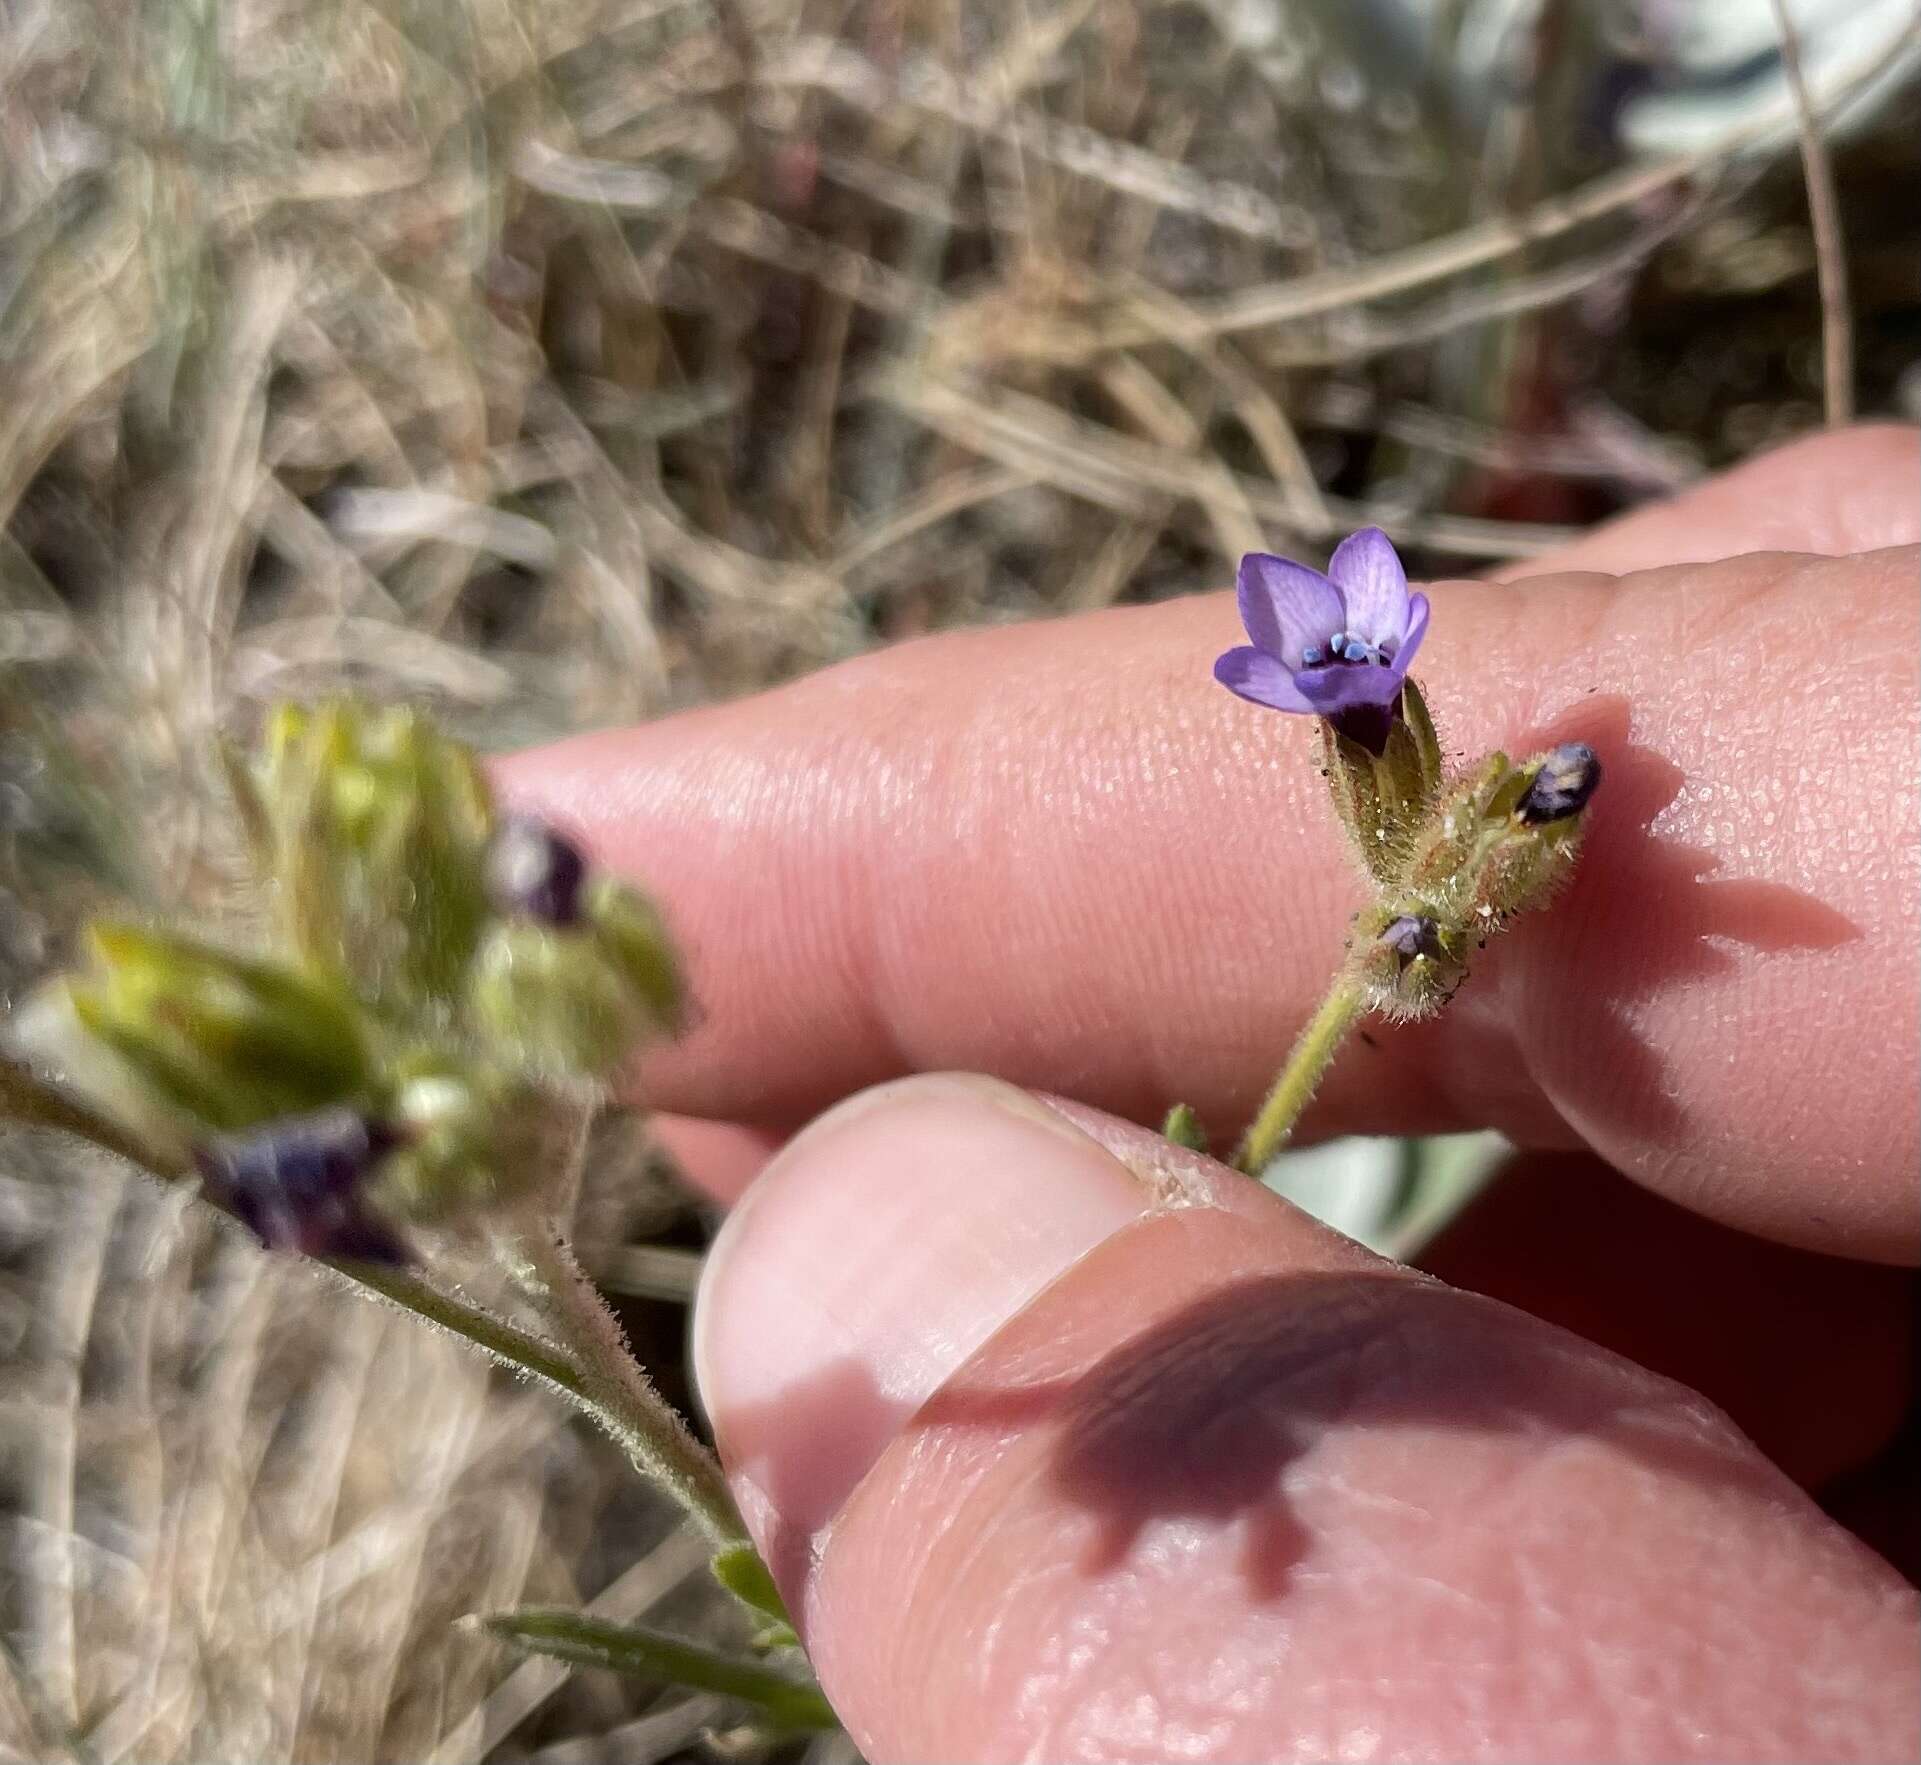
[1213,528,1431,755]
[1380,914,1443,965]
[487,815,589,926]
[1517,743,1602,825]
[195,1106,408,1263]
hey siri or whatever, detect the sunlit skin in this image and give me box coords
[500,425,1920,1763]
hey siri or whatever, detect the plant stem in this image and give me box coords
[332,1260,593,1402]
[1233,978,1366,1176]
[0,1063,602,1403]
[509,1223,747,1551]
[8,1059,747,1548]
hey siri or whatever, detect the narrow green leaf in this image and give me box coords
[712,1539,793,1627]
[475,1609,837,1731]
[1160,1103,1208,1153]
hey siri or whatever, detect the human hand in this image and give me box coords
[500,425,1920,1762]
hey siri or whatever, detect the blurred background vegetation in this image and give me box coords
[1,0,1915,1757]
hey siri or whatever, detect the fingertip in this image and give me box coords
[1495,422,1921,578]
[692,1083,1920,1763]
[692,1074,1154,1592]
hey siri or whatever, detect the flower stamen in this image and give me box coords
[1303,631,1394,670]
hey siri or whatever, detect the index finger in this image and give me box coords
[500,454,1920,1263]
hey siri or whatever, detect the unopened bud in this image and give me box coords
[247,701,494,1015]
[1516,743,1602,826]
[195,1106,407,1262]
[487,815,588,926]
[1356,906,1464,1018]
[1380,913,1443,964]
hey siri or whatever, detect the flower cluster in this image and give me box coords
[1215,528,1601,1024]
[12,703,684,1261]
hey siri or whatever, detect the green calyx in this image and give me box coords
[466,876,685,1089]
[1333,735,1596,1023]
[236,700,496,1024]
[1319,678,1446,887]
[375,1061,570,1221]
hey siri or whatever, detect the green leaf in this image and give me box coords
[712,1540,793,1627]
[474,1609,837,1732]
[1160,1103,1208,1153]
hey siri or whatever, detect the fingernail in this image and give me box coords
[693,1073,1149,1555]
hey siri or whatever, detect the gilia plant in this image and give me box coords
[1179,528,1601,1169]
[1,534,1599,1738]
[1,701,832,1735]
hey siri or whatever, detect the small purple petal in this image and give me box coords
[1517,742,1602,824]
[1213,646,1316,713]
[1331,701,1396,755]
[1294,659,1406,716]
[1237,553,1343,670]
[1395,591,1431,672]
[1381,914,1442,961]
[488,816,588,926]
[318,1213,412,1266]
[1326,527,1411,649]
[195,1109,411,1265]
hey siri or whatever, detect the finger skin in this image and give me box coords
[1492,424,1921,579]
[504,545,1921,1259]
[1416,1151,1918,1491]
[821,1214,1920,1764]
[710,1097,1921,1765]
[649,1114,779,1198]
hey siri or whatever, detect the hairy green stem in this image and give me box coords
[2,1063,744,1545]
[508,1224,747,1551]
[1233,979,1366,1176]
[332,1260,593,1400]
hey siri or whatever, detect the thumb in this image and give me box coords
[692,1075,1917,1764]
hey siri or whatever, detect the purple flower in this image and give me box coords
[1214,528,1430,753]
[488,814,589,926]
[195,1106,409,1264]
[1379,913,1443,965]
[1517,742,1602,825]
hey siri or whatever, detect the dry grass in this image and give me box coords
[1,0,1914,1757]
